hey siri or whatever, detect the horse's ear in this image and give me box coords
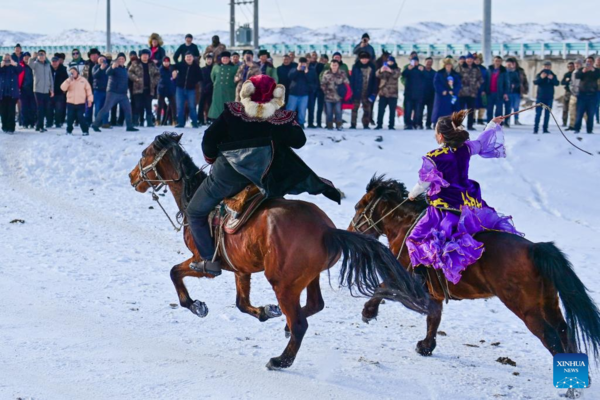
[176,133,183,143]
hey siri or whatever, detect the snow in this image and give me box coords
[2,21,600,47]
[1,109,599,399]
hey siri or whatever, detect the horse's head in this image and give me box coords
[129,132,184,193]
[349,175,425,237]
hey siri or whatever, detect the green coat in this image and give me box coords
[209,63,238,119]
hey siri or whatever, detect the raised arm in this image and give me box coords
[408,157,450,200]
[466,118,506,158]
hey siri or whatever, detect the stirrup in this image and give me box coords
[190,259,222,277]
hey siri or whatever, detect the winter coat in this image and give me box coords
[505,68,522,95]
[158,65,176,97]
[350,62,377,101]
[259,62,278,83]
[533,69,559,99]
[422,67,436,102]
[432,69,462,123]
[68,58,86,76]
[517,67,529,95]
[288,68,318,97]
[106,64,129,94]
[457,63,483,98]
[148,33,166,64]
[401,66,426,100]
[82,60,98,87]
[235,62,261,101]
[202,101,341,204]
[561,71,573,94]
[51,65,68,94]
[11,52,23,63]
[487,65,510,97]
[92,64,109,92]
[128,60,160,96]
[60,76,93,105]
[208,63,237,119]
[28,57,53,94]
[173,43,200,63]
[376,66,401,98]
[276,63,296,93]
[320,70,350,103]
[0,64,24,100]
[475,64,488,108]
[574,68,600,94]
[173,61,202,90]
[18,62,33,92]
[320,62,349,79]
[203,43,227,61]
[353,43,376,61]
[201,64,214,92]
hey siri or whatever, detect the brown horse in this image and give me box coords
[128,133,430,370]
[350,175,600,362]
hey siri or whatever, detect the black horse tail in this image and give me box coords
[532,242,600,361]
[323,228,429,315]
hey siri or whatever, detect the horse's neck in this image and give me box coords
[167,181,186,212]
[384,213,418,262]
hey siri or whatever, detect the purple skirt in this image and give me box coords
[406,206,523,284]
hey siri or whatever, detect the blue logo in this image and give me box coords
[553,353,588,389]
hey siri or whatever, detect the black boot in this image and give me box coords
[190,259,223,277]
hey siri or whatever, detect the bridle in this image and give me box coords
[351,195,410,236]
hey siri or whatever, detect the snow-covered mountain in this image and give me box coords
[1,21,599,47]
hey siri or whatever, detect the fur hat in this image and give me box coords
[88,48,100,57]
[149,33,164,47]
[362,33,370,40]
[239,75,285,119]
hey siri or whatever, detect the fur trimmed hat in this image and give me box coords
[239,74,285,119]
[148,32,164,47]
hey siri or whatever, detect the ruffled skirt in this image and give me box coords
[406,206,523,284]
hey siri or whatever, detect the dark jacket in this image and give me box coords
[158,65,176,97]
[51,64,68,94]
[506,68,522,94]
[174,61,202,90]
[487,65,510,97]
[201,64,214,92]
[534,69,559,99]
[19,62,34,92]
[92,64,109,92]
[106,64,130,94]
[202,102,340,203]
[276,64,295,92]
[350,62,377,100]
[288,68,318,97]
[423,67,436,101]
[574,68,600,94]
[0,64,24,100]
[561,71,573,94]
[173,43,200,63]
[150,46,166,64]
[401,65,426,100]
[353,43,376,61]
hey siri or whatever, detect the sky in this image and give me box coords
[3,0,599,35]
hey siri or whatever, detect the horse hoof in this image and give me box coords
[264,304,282,318]
[190,300,208,318]
[416,340,435,357]
[362,315,376,324]
[284,329,291,339]
[565,388,582,399]
[266,356,293,370]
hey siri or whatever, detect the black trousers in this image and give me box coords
[458,96,476,128]
[66,103,89,133]
[158,94,176,125]
[198,89,212,124]
[20,90,36,127]
[50,93,66,127]
[0,97,17,132]
[186,156,251,259]
[34,92,51,130]
[423,96,434,128]
[315,90,324,126]
[134,90,154,126]
[404,97,423,128]
[377,96,398,128]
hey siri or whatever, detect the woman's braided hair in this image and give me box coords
[436,109,471,148]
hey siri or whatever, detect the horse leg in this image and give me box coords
[284,276,325,338]
[235,273,282,322]
[416,298,443,356]
[267,286,307,370]
[362,297,384,323]
[170,258,211,318]
[543,295,575,353]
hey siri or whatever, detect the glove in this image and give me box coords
[368,94,376,103]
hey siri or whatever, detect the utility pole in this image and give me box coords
[482,0,492,66]
[253,0,259,54]
[107,0,112,54]
[230,1,235,47]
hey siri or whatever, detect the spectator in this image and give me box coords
[432,58,462,124]
[515,58,529,117]
[486,56,509,124]
[11,44,23,63]
[258,50,278,82]
[157,56,176,125]
[504,57,521,128]
[231,52,242,67]
[286,57,318,127]
[353,33,375,61]
[596,57,600,125]
[234,50,260,101]
[422,57,436,129]
[350,51,377,129]
[208,51,236,121]
[129,48,160,127]
[320,59,349,131]
[92,55,110,128]
[400,56,425,130]
[375,56,401,130]
[18,52,36,129]
[172,52,202,128]
[28,50,54,132]
[50,56,68,128]
[288,51,297,66]
[533,60,559,134]
[312,54,329,128]
[457,53,483,130]
[276,54,295,105]
[573,56,600,134]
[321,52,349,77]
[82,48,100,124]
[0,54,23,134]
[566,59,583,131]
[474,53,488,125]
[148,33,166,65]
[68,48,85,75]
[561,61,575,127]
[204,35,226,63]
[198,54,214,125]
[91,53,138,132]
[306,53,322,129]
[174,34,200,64]
[60,66,93,136]
[55,53,66,65]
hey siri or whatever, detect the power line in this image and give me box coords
[133,0,229,21]
[121,0,141,35]
[93,0,101,31]
[385,0,407,43]
[273,0,286,27]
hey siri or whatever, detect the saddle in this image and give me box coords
[209,184,266,236]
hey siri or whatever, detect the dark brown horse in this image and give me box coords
[350,175,600,362]
[128,133,430,370]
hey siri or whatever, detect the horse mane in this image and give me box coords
[366,174,428,213]
[152,132,207,210]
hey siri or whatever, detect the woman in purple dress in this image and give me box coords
[406,110,523,284]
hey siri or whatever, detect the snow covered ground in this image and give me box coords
[1,110,599,399]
